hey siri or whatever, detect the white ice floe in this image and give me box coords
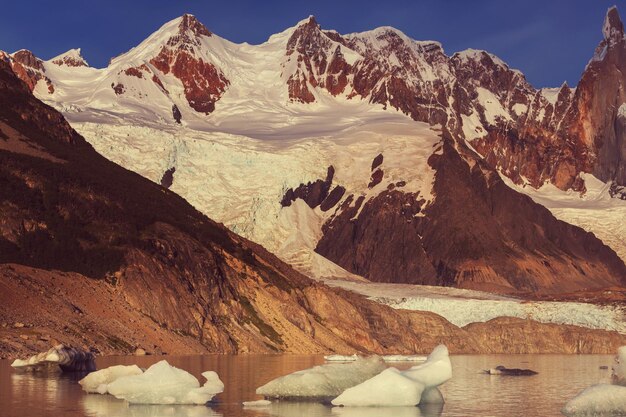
[324,354,359,362]
[402,345,452,388]
[256,356,386,399]
[331,368,425,407]
[106,360,223,405]
[79,365,143,394]
[331,345,451,407]
[11,344,96,372]
[612,346,626,387]
[563,346,626,415]
[562,384,626,416]
[383,355,427,363]
[242,400,272,407]
[324,354,426,363]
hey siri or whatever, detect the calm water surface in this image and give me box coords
[0,354,615,417]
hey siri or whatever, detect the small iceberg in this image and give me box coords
[382,355,427,363]
[106,360,224,405]
[256,356,386,400]
[11,344,96,372]
[324,354,427,363]
[562,346,626,416]
[331,368,425,407]
[332,345,451,407]
[242,399,272,407]
[79,365,144,394]
[613,346,625,386]
[402,345,452,389]
[562,384,626,416]
[324,354,359,362]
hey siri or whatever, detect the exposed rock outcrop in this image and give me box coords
[315,135,626,292]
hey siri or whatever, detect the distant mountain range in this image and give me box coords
[1,7,625,295]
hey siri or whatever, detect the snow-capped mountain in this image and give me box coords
[2,8,625,294]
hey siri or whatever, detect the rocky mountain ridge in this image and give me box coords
[1,7,624,292]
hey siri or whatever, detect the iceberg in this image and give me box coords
[382,355,427,363]
[402,345,452,388]
[612,346,625,386]
[256,356,386,400]
[563,345,626,415]
[242,400,272,407]
[324,354,359,362]
[324,354,427,363]
[331,345,451,407]
[106,360,224,405]
[562,384,626,416]
[331,368,425,407]
[79,364,144,394]
[11,344,96,372]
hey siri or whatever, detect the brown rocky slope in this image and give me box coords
[0,59,624,358]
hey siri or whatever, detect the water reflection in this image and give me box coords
[240,402,443,417]
[82,394,223,417]
[1,354,617,417]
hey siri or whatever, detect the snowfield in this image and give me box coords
[326,280,626,334]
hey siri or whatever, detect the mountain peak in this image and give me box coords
[295,15,319,29]
[603,6,624,40]
[50,48,89,67]
[178,13,212,38]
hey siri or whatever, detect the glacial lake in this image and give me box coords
[0,354,616,417]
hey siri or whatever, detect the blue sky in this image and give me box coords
[0,0,619,87]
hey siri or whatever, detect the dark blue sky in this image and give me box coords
[0,0,620,87]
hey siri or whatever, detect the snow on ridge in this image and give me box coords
[48,48,88,66]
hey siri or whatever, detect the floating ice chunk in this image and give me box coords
[382,355,427,362]
[612,346,626,386]
[402,345,452,388]
[11,344,96,372]
[331,367,425,407]
[420,387,445,404]
[324,354,359,362]
[79,365,143,394]
[324,354,427,363]
[106,360,223,405]
[256,356,386,400]
[562,384,626,416]
[242,399,271,407]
